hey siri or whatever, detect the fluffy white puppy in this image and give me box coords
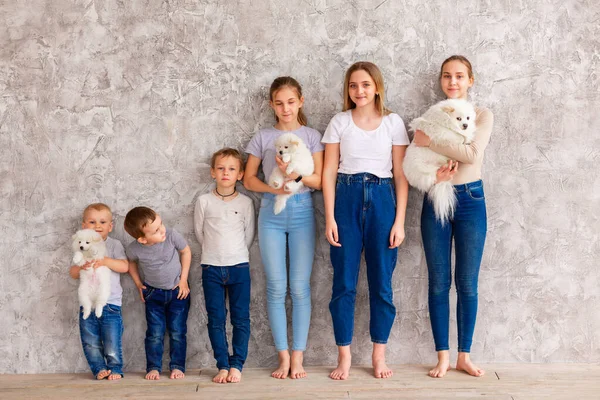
[403,99,476,225]
[72,229,111,319]
[268,133,314,214]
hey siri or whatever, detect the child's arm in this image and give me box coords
[322,143,341,247]
[175,245,191,300]
[128,260,146,302]
[243,155,290,195]
[389,145,409,248]
[278,151,324,190]
[193,197,205,246]
[244,200,256,249]
[100,257,128,273]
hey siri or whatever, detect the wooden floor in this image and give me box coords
[1,364,599,400]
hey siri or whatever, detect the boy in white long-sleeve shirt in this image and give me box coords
[194,148,255,384]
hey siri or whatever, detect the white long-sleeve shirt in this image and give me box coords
[194,191,255,266]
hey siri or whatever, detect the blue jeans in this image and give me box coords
[79,304,124,377]
[421,180,487,353]
[329,173,398,346]
[143,284,190,373]
[202,262,251,371]
[258,192,315,351]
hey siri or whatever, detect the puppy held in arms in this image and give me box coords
[72,229,111,319]
[268,133,314,214]
[403,99,476,225]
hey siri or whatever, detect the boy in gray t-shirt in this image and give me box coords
[124,206,191,381]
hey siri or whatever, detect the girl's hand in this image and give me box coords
[271,185,291,195]
[436,160,458,183]
[136,283,147,303]
[325,218,341,247]
[413,130,431,147]
[275,155,289,174]
[389,223,405,249]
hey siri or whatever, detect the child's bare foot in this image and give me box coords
[213,369,229,383]
[429,350,451,378]
[271,350,290,379]
[170,369,185,379]
[107,373,122,380]
[372,343,393,379]
[290,350,307,379]
[145,370,160,380]
[330,345,351,380]
[226,368,242,383]
[96,370,110,380]
[456,352,485,377]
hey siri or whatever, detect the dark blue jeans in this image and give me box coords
[201,262,251,371]
[421,180,487,353]
[329,173,398,346]
[79,304,123,377]
[143,284,190,373]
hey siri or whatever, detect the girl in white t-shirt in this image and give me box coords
[321,62,410,380]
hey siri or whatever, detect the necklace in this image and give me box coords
[215,187,236,200]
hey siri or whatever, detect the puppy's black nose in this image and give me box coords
[462,123,468,130]
[80,246,84,250]
[279,151,283,155]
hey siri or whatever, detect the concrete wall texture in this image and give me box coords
[1,0,599,373]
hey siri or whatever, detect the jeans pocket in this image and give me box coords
[105,304,121,315]
[142,287,155,301]
[468,184,485,200]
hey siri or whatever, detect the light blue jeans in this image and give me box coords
[258,192,315,351]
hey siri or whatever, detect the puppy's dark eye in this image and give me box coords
[284,146,288,149]
[457,117,462,121]
[86,241,90,244]
[466,116,470,120]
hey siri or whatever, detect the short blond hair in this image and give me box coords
[210,148,245,171]
[83,203,113,220]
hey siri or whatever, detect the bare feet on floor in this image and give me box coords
[145,370,160,380]
[290,350,307,379]
[96,370,110,380]
[170,369,185,379]
[429,350,451,378]
[227,368,242,383]
[213,369,229,383]
[271,350,290,379]
[330,346,351,380]
[372,343,393,379]
[456,353,485,377]
[107,373,122,380]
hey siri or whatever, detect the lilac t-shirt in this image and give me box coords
[245,126,324,193]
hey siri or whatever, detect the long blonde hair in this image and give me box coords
[343,61,390,116]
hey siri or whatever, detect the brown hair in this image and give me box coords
[269,76,307,126]
[210,147,244,171]
[124,206,157,239]
[343,61,390,116]
[440,55,474,81]
[83,203,112,220]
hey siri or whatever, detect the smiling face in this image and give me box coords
[82,209,113,241]
[138,214,166,245]
[348,69,378,109]
[270,86,304,126]
[440,59,474,100]
[211,155,244,191]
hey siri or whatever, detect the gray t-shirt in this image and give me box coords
[126,228,188,290]
[105,236,127,306]
[194,192,255,266]
[245,125,324,193]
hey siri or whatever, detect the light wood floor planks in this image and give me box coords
[1,364,599,399]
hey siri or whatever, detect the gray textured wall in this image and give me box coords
[1,0,599,374]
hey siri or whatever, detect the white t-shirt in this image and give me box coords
[321,110,410,178]
[105,236,127,306]
[194,192,256,266]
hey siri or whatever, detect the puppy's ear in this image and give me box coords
[290,140,300,147]
[442,106,455,114]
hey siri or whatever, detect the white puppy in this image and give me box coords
[403,99,476,225]
[268,133,314,214]
[72,229,111,319]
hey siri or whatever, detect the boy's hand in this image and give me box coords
[92,258,106,269]
[80,261,94,270]
[136,283,147,303]
[175,281,190,300]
